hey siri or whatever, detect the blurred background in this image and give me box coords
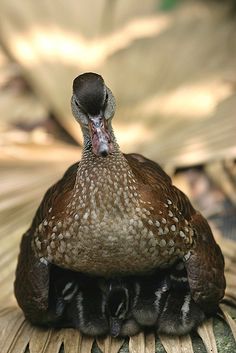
[0,0,236,308]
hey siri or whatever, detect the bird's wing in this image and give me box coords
[14,162,79,323]
[32,162,79,229]
[183,212,226,312]
[125,153,225,312]
[14,229,51,324]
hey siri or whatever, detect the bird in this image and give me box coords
[132,269,170,327]
[14,72,226,329]
[64,275,109,336]
[45,265,79,328]
[50,266,79,320]
[105,263,204,336]
[156,262,206,335]
[105,278,141,337]
[157,290,205,336]
[21,264,80,327]
[104,263,205,336]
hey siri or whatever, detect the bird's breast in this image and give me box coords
[33,160,194,276]
[33,199,194,276]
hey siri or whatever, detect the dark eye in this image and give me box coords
[105,92,108,101]
[75,100,88,116]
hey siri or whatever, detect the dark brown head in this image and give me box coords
[71,72,116,157]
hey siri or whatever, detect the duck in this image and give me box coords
[64,275,109,336]
[132,269,170,327]
[14,72,226,327]
[23,264,79,327]
[48,266,79,325]
[156,262,205,335]
[105,264,205,336]
[105,278,141,337]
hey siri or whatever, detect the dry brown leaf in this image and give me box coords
[0,308,25,352]
[5,320,33,353]
[145,332,156,353]
[1,0,236,166]
[205,162,236,205]
[129,332,145,353]
[224,257,233,272]
[80,335,94,353]
[179,335,194,353]
[227,265,236,276]
[37,329,65,353]
[159,334,182,353]
[225,273,236,288]
[96,335,124,353]
[63,329,82,353]
[224,289,236,306]
[222,297,236,310]
[197,319,218,353]
[219,243,236,262]
[220,305,236,342]
[158,333,194,353]
[0,307,16,318]
[29,327,52,353]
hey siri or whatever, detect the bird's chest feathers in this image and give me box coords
[70,159,142,240]
[34,155,189,275]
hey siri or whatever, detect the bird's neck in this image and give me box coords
[80,125,125,172]
[75,133,139,210]
[78,147,131,180]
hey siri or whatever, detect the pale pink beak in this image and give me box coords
[89,116,113,157]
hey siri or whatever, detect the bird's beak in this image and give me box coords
[88,116,113,157]
[110,317,122,337]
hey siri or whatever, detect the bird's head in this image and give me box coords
[71,72,116,157]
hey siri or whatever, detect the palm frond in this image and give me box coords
[197,319,218,353]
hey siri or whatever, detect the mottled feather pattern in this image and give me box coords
[126,153,225,311]
[15,152,225,320]
[14,230,50,324]
[14,72,226,333]
[32,162,79,230]
[15,163,79,324]
[185,212,225,312]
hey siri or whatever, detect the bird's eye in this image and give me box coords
[75,100,88,116]
[103,92,109,113]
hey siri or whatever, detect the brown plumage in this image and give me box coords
[14,72,226,327]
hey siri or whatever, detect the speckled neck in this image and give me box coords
[75,146,140,217]
[75,124,138,204]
